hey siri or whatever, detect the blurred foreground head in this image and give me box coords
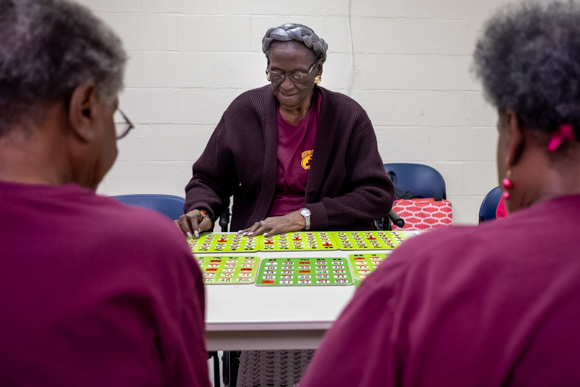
[474,0,580,135]
[474,0,580,211]
[0,0,127,188]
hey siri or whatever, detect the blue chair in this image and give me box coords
[377,163,447,230]
[113,194,185,220]
[383,163,447,199]
[479,186,502,223]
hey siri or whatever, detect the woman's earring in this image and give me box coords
[314,75,321,85]
[502,170,513,200]
[266,74,270,82]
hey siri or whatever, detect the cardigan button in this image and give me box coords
[308,189,316,196]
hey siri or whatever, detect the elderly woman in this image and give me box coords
[300,1,580,386]
[178,23,393,387]
[178,23,393,237]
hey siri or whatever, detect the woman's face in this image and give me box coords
[496,111,508,186]
[267,41,322,111]
[96,99,119,186]
[80,96,119,190]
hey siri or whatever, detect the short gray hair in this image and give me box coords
[262,23,328,63]
[0,0,127,137]
[473,0,580,134]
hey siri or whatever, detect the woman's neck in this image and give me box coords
[0,117,78,187]
[279,91,314,126]
[508,143,580,212]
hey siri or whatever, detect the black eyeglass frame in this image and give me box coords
[115,109,134,140]
[266,59,319,84]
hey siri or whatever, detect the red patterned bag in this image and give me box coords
[391,198,452,231]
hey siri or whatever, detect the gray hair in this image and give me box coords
[262,23,328,63]
[0,0,127,137]
[473,0,580,135]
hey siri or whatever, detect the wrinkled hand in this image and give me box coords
[239,210,306,237]
[176,209,212,238]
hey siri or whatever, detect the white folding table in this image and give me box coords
[204,232,418,351]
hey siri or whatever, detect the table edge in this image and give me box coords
[206,320,334,331]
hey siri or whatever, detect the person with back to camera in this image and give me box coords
[177,23,394,386]
[177,23,394,238]
[299,1,580,386]
[0,1,210,386]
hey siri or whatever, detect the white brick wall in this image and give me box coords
[80,0,522,225]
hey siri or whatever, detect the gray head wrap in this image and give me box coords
[262,23,328,62]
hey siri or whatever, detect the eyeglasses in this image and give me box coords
[113,109,134,140]
[266,59,318,84]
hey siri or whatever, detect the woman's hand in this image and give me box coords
[176,209,213,238]
[239,210,306,237]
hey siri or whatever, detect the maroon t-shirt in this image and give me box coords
[0,180,210,387]
[301,194,580,387]
[268,90,322,217]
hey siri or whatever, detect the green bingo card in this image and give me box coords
[333,231,407,250]
[257,258,353,286]
[349,253,388,280]
[195,256,259,284]
[188,233,259,253]
[261,232,337,251]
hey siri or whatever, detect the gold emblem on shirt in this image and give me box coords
[301,150,313,170]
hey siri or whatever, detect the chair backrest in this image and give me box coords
[113,194,185,220]
[383,163,446,199]
[478,186,502,223]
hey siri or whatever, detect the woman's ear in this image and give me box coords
[67,80,98,142]
[316,59,323,77]
[504,109,525,168]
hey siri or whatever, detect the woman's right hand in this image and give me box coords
[176,209,212,238]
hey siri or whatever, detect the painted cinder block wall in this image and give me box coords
[80,0,523,224]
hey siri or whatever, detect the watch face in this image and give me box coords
[301,208,311,217]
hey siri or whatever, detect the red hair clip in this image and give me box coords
[548,124,576,152]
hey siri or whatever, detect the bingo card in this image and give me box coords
[261,232,336,251]
[333,231,407,250]
[257,258,353,286]
[188,233,259,253]
[195,256,259,284]
[349,253,388,280]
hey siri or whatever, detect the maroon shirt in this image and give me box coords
[300,194,580,387]
[269,90,321,216]
[0,181,210,387]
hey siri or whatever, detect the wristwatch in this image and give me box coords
[300,208,311,230]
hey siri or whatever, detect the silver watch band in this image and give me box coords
[301,208,311,230]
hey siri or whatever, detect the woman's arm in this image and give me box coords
[307,119,394,230]
[240,119,394,236]
[181,116,239,234]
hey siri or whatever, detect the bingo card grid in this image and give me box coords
[333,231,407,250]
[261,232,336,251]
[195,256,259,284]
[349,253,388,280]
[188,233,259,253]
[256,258,353,286]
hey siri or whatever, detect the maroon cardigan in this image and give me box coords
[184,85,394,231]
